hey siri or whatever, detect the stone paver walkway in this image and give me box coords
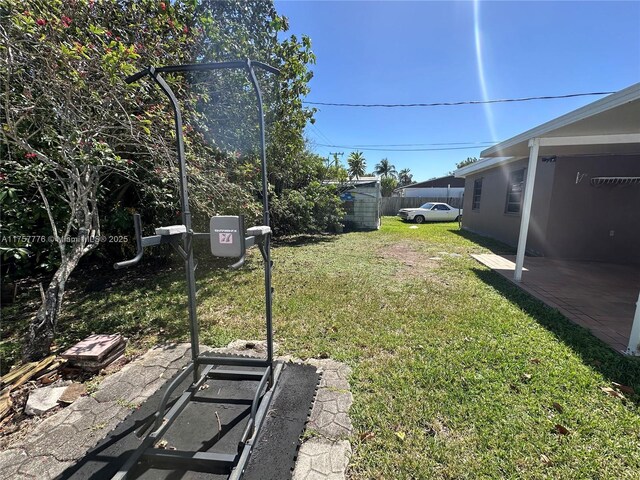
[0,342,353,480]
[292,359,353,480]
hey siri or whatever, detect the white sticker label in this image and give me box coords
[219,232,233,244]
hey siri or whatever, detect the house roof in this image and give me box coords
[349,176,379,184]
[455,82,640,178]
[397,175,465,189]
[324,176,380,186]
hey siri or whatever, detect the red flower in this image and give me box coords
[126,159,133,165]
[61,15,72,28]
[0,173,8,181]
[25,152,38,159]
[160,2,166,11]
[106,30,112,38]
[183,25,188,34]
[36,18,46,26]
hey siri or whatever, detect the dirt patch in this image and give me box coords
[377,242,440,279]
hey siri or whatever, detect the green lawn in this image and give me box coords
[4,217,640,478]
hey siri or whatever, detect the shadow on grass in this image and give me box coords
[472,267,640,396]
[272,233,338,248]
[59,259,237,344]
[449,228,516,254]
[1,240,273,373]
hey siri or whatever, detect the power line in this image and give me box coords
[315,143,491,152]
[308,122,334,145]
[303,91,615,108]
[346,141,495,147]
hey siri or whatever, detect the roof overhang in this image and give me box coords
[482,82,640,158]
[455,82,640,178]
[454,156,522,178]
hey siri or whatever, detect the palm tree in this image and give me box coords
[398,168,413,186]
[347,151,366,180]
[375,158,397,178]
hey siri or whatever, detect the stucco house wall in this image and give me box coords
[461,157,556,255]
[461,154,640,264]
[545,154,640,263]
[400,186,464,199]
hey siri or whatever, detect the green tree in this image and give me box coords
[455,157,478,169]
[398,168,413,186]
[347,151,366,180]
[270,150,345,235]
[1,0,157,360]
[380,176,398,197]
[322,152,348,182]
[375,158,397,178]
[0,0,320,360]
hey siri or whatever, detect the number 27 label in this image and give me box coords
[219,233,233,244]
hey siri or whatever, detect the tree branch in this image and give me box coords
[36,181,64,258]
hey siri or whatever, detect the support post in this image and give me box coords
[247,60,274,380]
[626,291,640,355]
[150,70,200,381]
[514,138,540,282]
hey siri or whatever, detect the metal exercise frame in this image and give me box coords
[111,60,281,480]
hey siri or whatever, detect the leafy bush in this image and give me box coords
[270,182,344,236]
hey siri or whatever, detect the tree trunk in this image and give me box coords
[22,167,101,361]
[22,250,82,362]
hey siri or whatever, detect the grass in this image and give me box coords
[3,217,640,478]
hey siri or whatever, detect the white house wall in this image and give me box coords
[402,187,464,198]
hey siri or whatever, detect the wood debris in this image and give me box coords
[611,382,635,395]
[601,386,625,399]
[0,355,61,422]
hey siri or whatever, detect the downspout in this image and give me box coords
[514,138,540,282]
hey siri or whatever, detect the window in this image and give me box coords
[472,178,482,210]
[434,204,450,210]
[505,169,525,214]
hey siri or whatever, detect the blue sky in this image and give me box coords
[274,0,640,181]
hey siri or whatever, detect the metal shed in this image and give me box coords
[339,177,381,230]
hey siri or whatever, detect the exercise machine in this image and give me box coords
[111,59,280,479]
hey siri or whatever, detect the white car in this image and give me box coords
[398,202,462,224]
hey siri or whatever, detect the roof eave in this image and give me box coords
[481,82,640,158]
[454,157,521,178]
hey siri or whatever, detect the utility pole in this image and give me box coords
[328,152,344,169]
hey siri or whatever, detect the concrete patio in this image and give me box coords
[0,341,352,480]
[472,254,640,353]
